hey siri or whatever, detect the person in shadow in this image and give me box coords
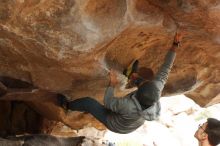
[195,118,220,146]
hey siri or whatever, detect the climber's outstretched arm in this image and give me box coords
[154,32,182,91]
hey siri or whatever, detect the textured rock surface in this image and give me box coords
[0,0,219,132]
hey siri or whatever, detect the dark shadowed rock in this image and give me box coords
[0,135,85,146]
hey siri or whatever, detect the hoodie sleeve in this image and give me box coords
[154,50,176,91]
[104,86,130,113]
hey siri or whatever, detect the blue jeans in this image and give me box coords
[68,97,110,126]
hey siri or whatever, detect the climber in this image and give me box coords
[194,118,220,146]
[57,32,182,134]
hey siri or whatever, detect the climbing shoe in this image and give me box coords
[57,93,69,110]
[123,60,139,79]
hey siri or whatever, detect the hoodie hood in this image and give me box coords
[131,94,161,121]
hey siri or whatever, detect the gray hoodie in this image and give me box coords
[104,50,176,134]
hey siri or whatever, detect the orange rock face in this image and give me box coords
[0,0,219,132]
